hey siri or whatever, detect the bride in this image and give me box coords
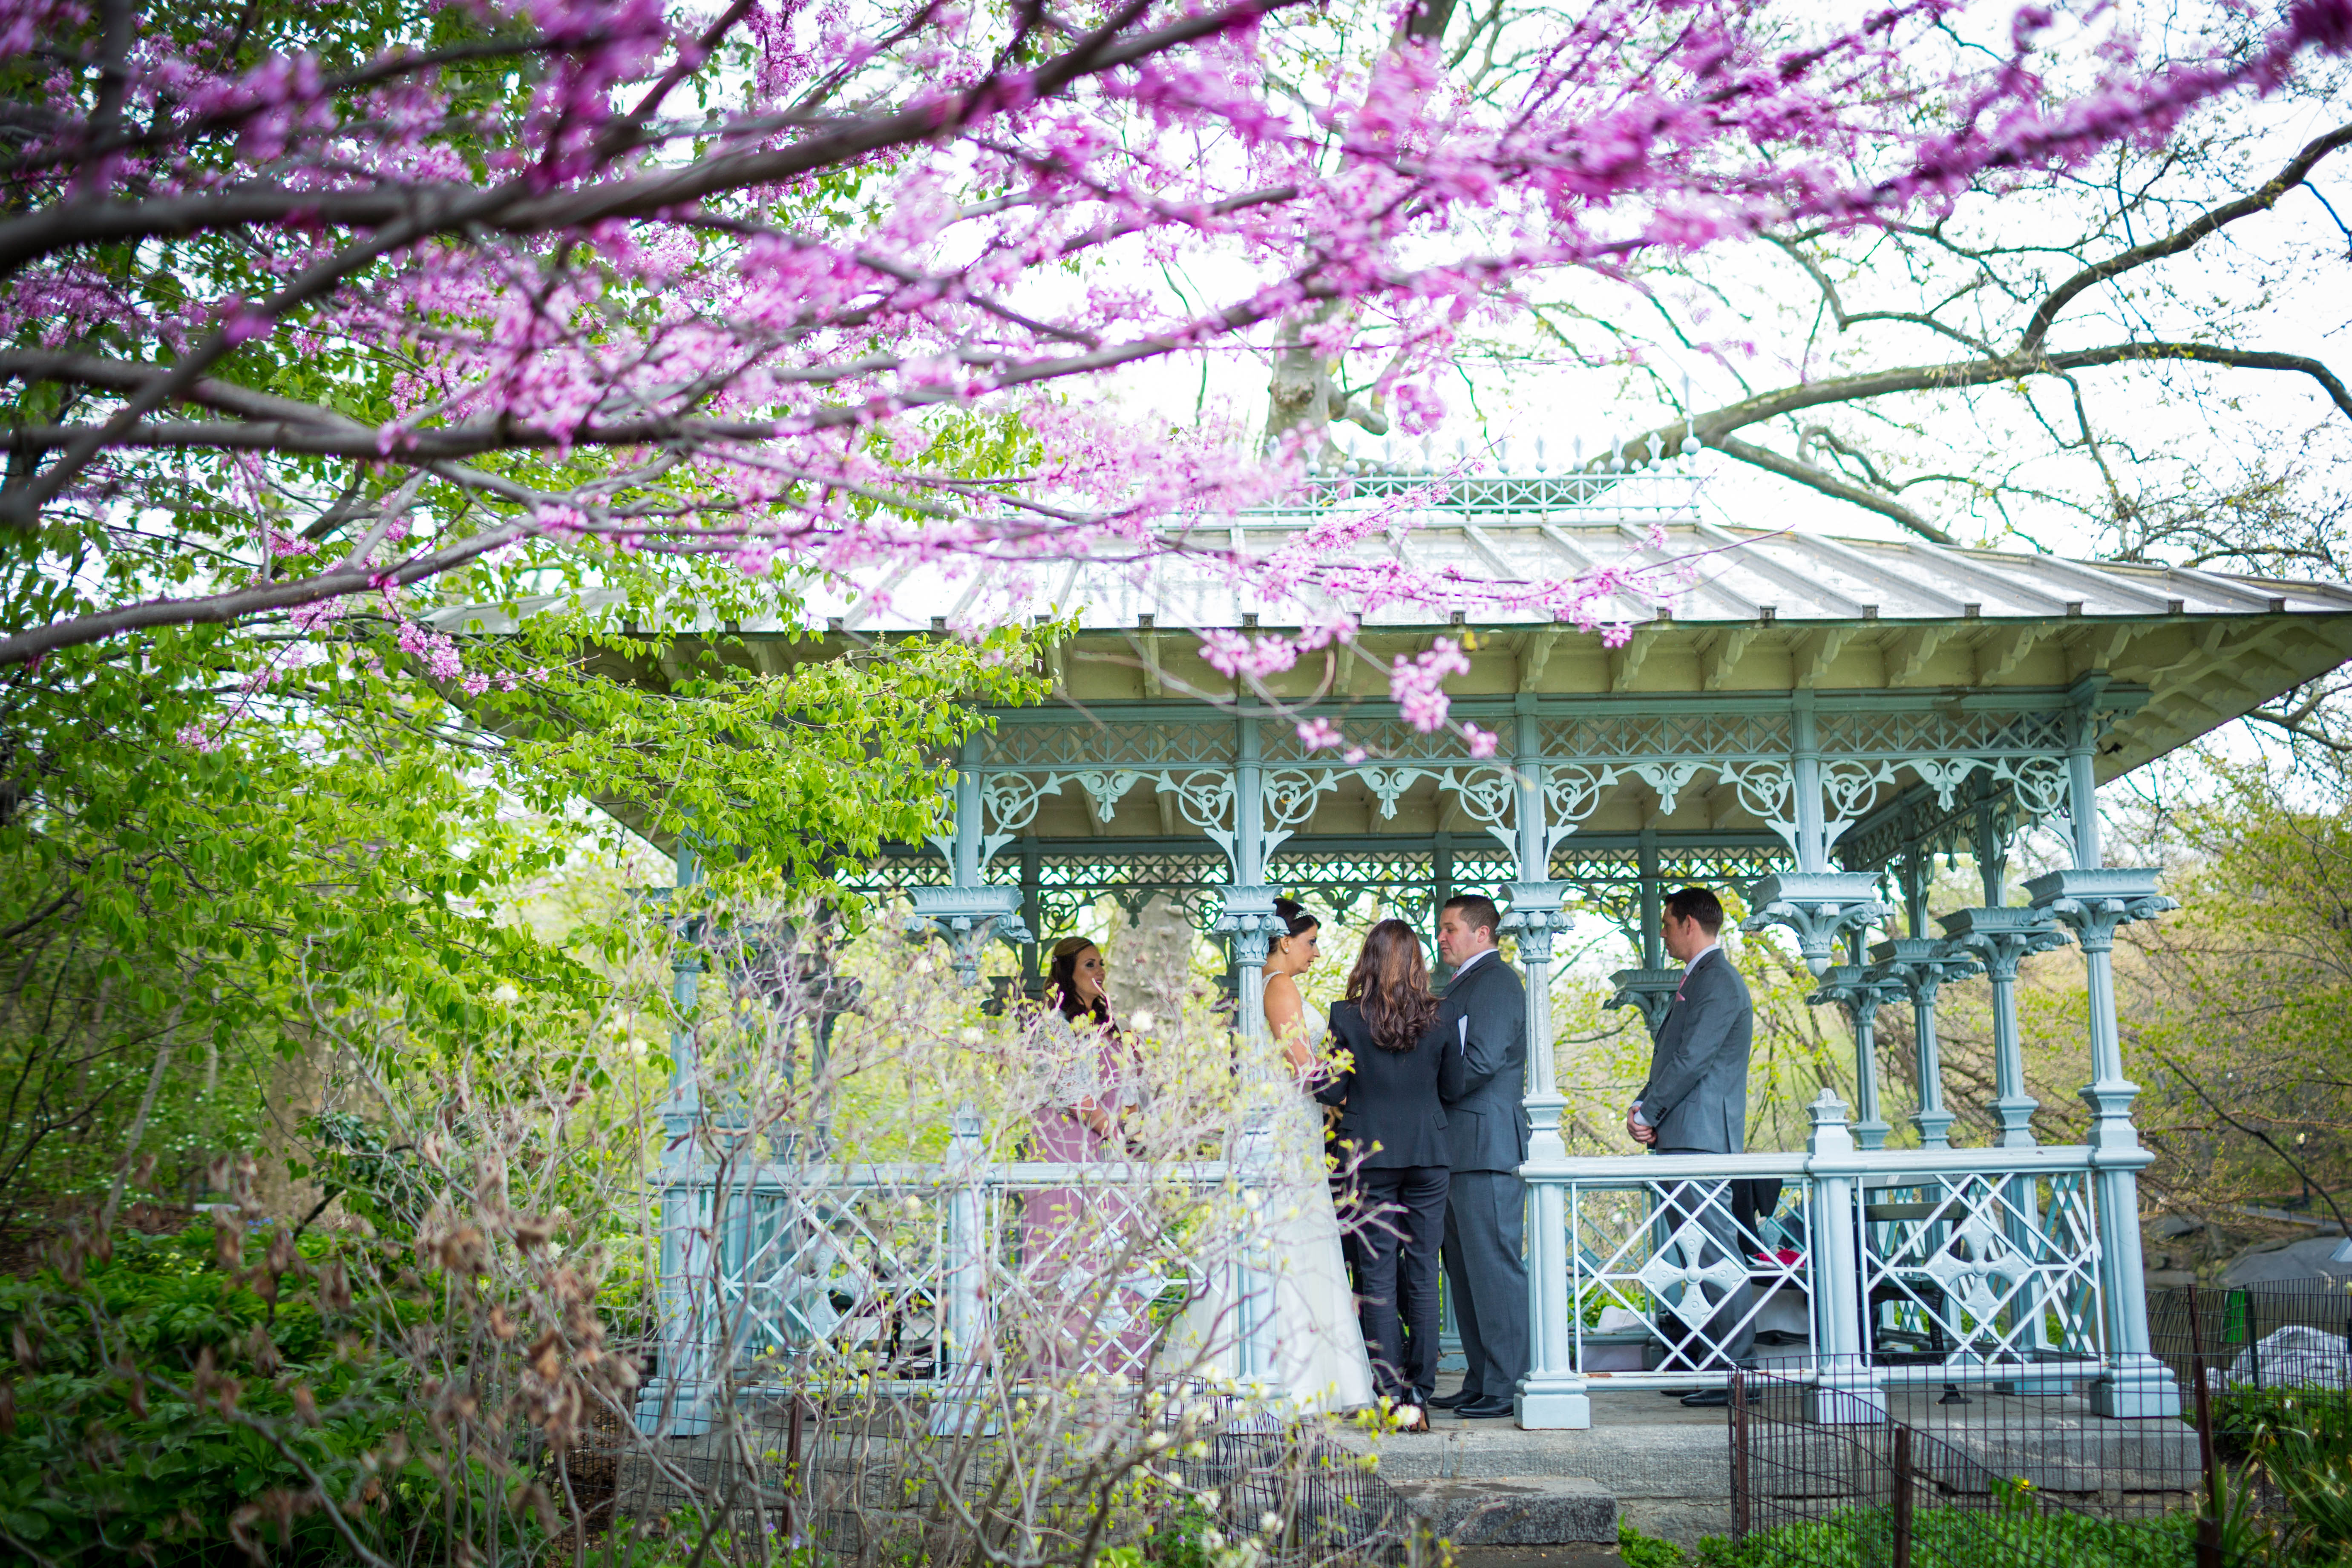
[1244,898,1379,1414]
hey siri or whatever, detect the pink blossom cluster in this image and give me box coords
[397,621,465,683]
[1390,639,1474,732]
[3,0,2348,703]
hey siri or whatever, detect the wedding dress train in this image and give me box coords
[1173,1002,1376,1413]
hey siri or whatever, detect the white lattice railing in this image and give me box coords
[1520,1089,2159,1422]
[636,1116,1290,1436]
[639,1094,2159,1433]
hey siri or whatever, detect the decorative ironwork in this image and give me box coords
[1858,1169,2104,1372]
[1566,1174,1815,1377]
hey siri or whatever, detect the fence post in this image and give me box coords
[1889,1426,1914,1568]
[1730,1369,1750,1539]
[1804,1090,1885,1424]
[2187,1288,2224,1568]
[933,1102,991,1436]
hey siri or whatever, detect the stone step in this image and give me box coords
[1391,1478,1617,1545]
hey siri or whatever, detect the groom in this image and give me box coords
[1428,895,1530,1420]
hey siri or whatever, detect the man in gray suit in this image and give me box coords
[1426,895,1530,1420]
[1626,886,1758,1407]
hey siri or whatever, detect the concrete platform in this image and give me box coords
[1332,1378,2197,1550]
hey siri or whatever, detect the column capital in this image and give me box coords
[1805,963,1903,1029]
[1214,885,1289,967]
[1741,872,1889,975]
[906,886,1033,986]
[1501,880,1575,962]
[1605,968,1681,1038]
[2022,868,2176,952]
[1865,936,1981,1002]
[1936,904,2067,979]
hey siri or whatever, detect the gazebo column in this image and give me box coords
[1506,702,1586,1428]
[2026,681,2180,1418]
[642,837,713,1434]
[907,742,1031,984]
[1216,713,1283,1049]
[1937,906,2055,1147]
[1019,839,1043,999]
[1742,697,1887,975]
[1940,896,2067,1389]
[1867,938,1976,1149]
[1807,964,1894,1150]
[1606,826,1678,1038]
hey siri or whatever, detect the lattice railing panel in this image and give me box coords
[1857,1171,2104,1373]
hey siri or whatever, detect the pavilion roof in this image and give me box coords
[429,485,2352,823]
[788,476,2352,633]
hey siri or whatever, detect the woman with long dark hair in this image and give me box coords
[1316,918,1466,1427]
[1022,935,1150,1373]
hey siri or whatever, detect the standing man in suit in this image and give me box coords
[1426,895,1531,1420]
[1626,886,1758,1407]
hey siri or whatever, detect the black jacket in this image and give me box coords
[1315,998,1467,1168]
[1437,952,1530,1173]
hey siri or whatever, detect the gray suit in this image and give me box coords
[1437,951,1530,1404]
[1637,947,1758,1369]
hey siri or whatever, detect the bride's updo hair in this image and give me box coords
[1271,896,1319,957]
[1343,918,1439,1052]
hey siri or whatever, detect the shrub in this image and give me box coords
[0,1223,408,1568]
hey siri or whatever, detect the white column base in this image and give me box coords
[1515,1387,1592,1429]
[1806,1368,1886,1426]
[2090,1360,2182,1419]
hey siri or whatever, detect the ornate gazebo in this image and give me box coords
[438,466,2352,1429]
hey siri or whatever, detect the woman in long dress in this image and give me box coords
[1248,899,1379,1414]
[1022,936,1155,1375]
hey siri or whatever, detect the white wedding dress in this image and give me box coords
[1255,1000,1379,1413]
[1167,999,1375,1413]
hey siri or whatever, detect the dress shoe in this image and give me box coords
[1425,1390,1481,1410]
[1453,1398,1516,1419]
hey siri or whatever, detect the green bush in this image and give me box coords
[0,1225,415,1568]
[1693,1505,2206,1568]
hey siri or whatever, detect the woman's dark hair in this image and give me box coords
[1046,937,1111,1026]
[1343,919,1439,1053]
[1272,896,1320,953]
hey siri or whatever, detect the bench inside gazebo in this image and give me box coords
[439,464,2352,1430]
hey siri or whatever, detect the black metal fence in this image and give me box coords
[1725,1283,2352,1568]
[551,1388,1426,1567]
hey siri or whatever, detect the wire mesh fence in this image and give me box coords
[543,1385,1428,1568]
[1727,1360,2225,1568]
[1727,1288,2352,1568]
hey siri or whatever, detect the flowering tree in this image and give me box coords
[5,0,2351,713]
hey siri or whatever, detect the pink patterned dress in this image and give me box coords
[1018,1011,1155,1376]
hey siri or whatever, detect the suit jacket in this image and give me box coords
[1316,1000,1467,1168]
[1637,948,1754,1154]
[1436,953,1530,1173]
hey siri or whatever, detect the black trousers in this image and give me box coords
[1442,1169,1532,1401]
[1651,1151,1763,1371]
[1341,1165,1451,1404]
